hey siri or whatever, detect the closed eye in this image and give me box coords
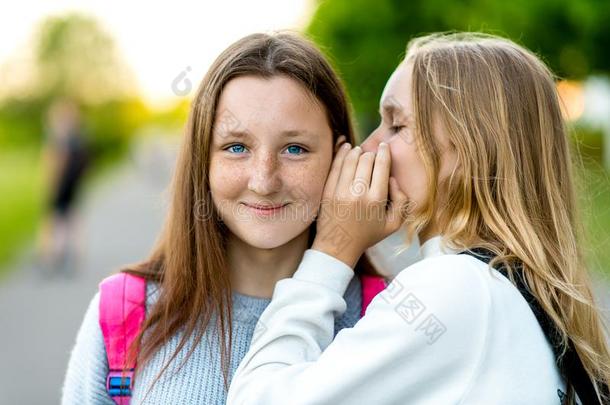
[390,125,405,134]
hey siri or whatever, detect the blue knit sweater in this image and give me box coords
[61,277,362,404]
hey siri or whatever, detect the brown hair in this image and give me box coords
[119,32,379,395]
[402,32,610,403]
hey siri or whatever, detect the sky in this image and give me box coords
[0,0,314,107]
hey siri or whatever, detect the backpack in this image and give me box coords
[98,272,387,405]
[460,248,610,405]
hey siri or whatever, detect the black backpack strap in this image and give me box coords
[460,248,608,405]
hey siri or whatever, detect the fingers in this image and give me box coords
[370,142,391,200]
[323,141,352,200]
[329,139,390,204]
[336,146,363,198]
[385,176,410,234]
[352,152,375,196]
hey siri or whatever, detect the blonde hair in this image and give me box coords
[403,32,610,403]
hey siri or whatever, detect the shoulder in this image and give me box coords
[67,290,106,371]
[370,254,492,342]
[145,279,161,307]
[62,291,111,403]
[99,272,159,308]
[82,290,102,329]
[71,275,160,355]
[340,254,494,386]
[395,253,490,294]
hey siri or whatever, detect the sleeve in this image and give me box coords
[334,275,362,334]
[227,250,491,405]
[61,291,115,405]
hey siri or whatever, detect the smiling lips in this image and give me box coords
[244,202,288,210]
[242,202,289,216]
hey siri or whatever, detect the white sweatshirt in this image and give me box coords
[227,235,567,405]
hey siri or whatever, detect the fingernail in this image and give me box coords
[379,142,387,148]
[342,143,351,150]
[354,146,362,152]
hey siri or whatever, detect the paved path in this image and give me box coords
[0,136,176,405]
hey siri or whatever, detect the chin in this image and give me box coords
[248,239,288,250]
[229,225,295,249]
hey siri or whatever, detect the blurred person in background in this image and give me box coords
[36,98,90,277]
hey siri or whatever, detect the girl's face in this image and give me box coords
[361,62,457,214]
[209,75,334,249]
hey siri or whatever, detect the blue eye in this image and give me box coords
[223,143,307,155]
[286,145,306,155]
[226,144,247,154]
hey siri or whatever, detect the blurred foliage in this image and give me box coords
[307,0,610,134]
[572,127,610,277]
[34,13,136,104]
[0,148,43,274]
[0,13,148,150]
[0,13,157,269]
[573,124,605,163]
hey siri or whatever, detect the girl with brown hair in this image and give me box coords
[61,32,386,404]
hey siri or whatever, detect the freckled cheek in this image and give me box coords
[284,162,329,205]
[208,159,249,201]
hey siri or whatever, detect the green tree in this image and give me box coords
[0,13,148,155]
[306,0,610,136]
[34,13,136,104]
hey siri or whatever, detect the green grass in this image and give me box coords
[0,141,129,280]
[578,161,610,279]
[0,147,44,278]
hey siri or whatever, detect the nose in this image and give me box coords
[247,151,282,195]
[361,128,383,153]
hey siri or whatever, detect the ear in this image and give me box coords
[333,135,347,154]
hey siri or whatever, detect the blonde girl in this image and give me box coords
[228,32,610,404]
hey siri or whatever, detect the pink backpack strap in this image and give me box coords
[360,274,387,316]
[99,273,146,405]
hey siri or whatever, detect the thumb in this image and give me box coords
[385,177,409,234]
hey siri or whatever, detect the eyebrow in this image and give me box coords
[216,129,316,140]
[217,130,251,139]
[379,104,396,117]
[379,102,412,122]
[280,130,313,138]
